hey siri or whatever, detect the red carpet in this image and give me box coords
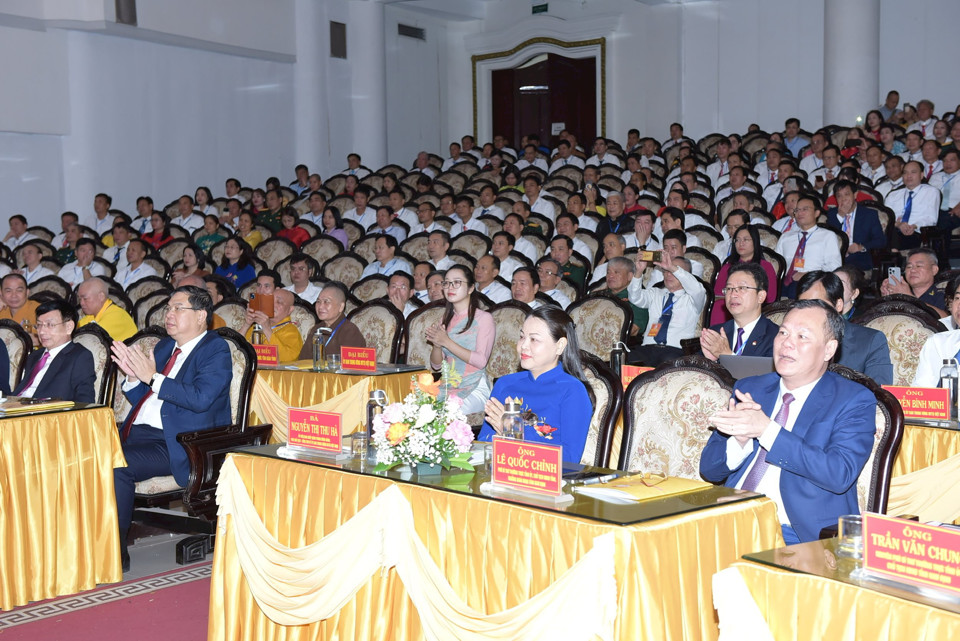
[0,563,210,640]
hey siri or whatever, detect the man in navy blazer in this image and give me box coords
[824,180,886,272]
[797,271,894,385]
[14,299,95,403]
[701,299,876,543]
[111,285,232,571]
[701,262,778,360]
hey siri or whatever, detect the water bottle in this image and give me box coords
[312,327,331,370]
[500,398,524,440]
[939,358,959,420]
[251,322,265,345]
[367,390,388,436]
[610,341,626,377]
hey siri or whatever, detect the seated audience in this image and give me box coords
[834,265,865,320]
[701,299,876,543]
[171,243,210,287]
[4,214,37,250]
[214,237,257,289]
[490,231,525,282]
[879,247,945,313]
[701,262,777,361]
[241,287,302,362]
[388,272,420,317]
[549,234,587,289]
[203,275,234,329]
[474,255,510,304]
[58,238,106,288]
[886,160,941,250]
[0,274,38,343]
[824,181,885,273]
[511,266,542,309]
[77,277,137,341]
[142,212,175,251]
[54,223,81,264]
[196,215,228,252]
[479,307,593,462]
[369,204,408,243]
[115,239,158,289]
[426,271,445,303]
[427,230,455,272]
[284,253,323,304]
[321,206,350,249]
[914,274,960,386]
[775,195,842,299]
[235,211,263,250]
[605,256,648,344]
[19,243,54,285]
[104,223,133,271]
[711,224,779,324]
[16,298,95,403]
[297,282,365,359]
[536,257,571,308]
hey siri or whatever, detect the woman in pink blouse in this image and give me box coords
[711,224,779,325]
[425,266,496,414]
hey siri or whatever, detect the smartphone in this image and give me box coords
[639,250,663,263]
[888,267,901,283]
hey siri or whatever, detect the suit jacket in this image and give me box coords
[123,332,233,486]
[15,342,95,403]
[0,339,9,396]
[837,320,893,386]
[824,205,885,271]
[699,370,876,542]
[710,316,778,358]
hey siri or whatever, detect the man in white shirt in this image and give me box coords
[586,136,622,168]
[661,122,686,153]
[913,280,960,387]
[300,191,327,227]
[919,139,942,179]
[624,209,661,252]
[762,159,798,211]
[714,166,756,205]
[930,148,960,234]
[646,229,705,286]
[798,132,828,175]
[388,190,418,230]
[410,202,442,236]
[58,238,106,288]
[535,257,570,309]
[4,215,37,250]
[906,99,937,139]
[411,151,437,179]
[115,239,158,289]
[224,178,242,200]
[18,243,53,285]
[876,156,905,200]
[514,144,548,172]
[807,145,843,189]
[522,175,556,221]
[170,195,204,233]
[590,233,627,285]
[441,142,471,172]
[368,206,407,244]
[343,186,377,229]
[491,231,524,282]
[412,262,431,303]
[86,192,115,237]
[290,164,310,196]
[511,266,543,309]
[360,235,404,279]
[493,134,517,160]
[51,211,79,249]
[104,223,133,272]
[782,118,807,158]
[620,154,642,184]
[775,195,842,298]
[474,255,510,303]
[753,145,784,187]
[627,252,706,366]
[705,138,733,187]
[283,253,323,304]
[860,144,887,184]
[899,131,924,163]
[554,213,594,262]
[473,185,506,221]
[503,214,539,264]
[450,196,486,237]
[387,272,419,318]
[566,192,597,233]
[342,153,370,179]
[461,135,481,160]
[886,160,941,249]
[548,140,585,174]
[130,196,155,236]
[638,137,665,169]
[426,230,454,272]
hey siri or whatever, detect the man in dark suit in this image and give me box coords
[797,271,893,385]
[15,298,95,402]
[110,285,233,571]
[700,262,778,360]
[701,299,876,543]
[0,340,10,396]
[824,180,886,273]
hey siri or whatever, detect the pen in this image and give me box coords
[580,473,619,486]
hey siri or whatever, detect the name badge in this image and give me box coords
[647,323,662,337]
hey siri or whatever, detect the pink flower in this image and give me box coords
[382,403,404,424]
[443,419,474,450]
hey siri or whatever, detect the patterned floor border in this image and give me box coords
[0,563,211,629]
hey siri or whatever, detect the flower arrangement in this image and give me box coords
[372,364,474,472]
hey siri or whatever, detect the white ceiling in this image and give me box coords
[379,0,684,23]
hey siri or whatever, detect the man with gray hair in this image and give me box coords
[590,233,627,285]
[605,256,648,342]
[595,191,633,239]
[535,257,570,309]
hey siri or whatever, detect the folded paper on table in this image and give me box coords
[574,474,710,502]
[250,376,370,443]
[0,398,75,414]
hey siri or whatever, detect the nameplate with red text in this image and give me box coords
[863,514,960,595]
[253,344,279,367]
[491,438,563,496]
[287,408,342,453]
[341,346,377,372]
[882,386,951,421]
[621,365,653,389]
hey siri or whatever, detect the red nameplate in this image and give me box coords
[863,514,960,595]
[882,386,951,421]
[341,346,377,372]
[622,365,653,389]
[253,344,279,366]
[491,437,563,496]
[287,408,342,453]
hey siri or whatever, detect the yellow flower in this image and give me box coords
[386,422,411,445]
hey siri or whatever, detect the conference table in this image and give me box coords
[894,421,960,477]
[0,403,125,611]
[208,446,782,640]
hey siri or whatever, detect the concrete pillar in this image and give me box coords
[347,0,388,170]
[823,0,880,126]
[293,0,326,175]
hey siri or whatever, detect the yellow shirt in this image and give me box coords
[242,230,263,249]
[244,316,303,363]
[0,300,39,328]
[78,299,138,341]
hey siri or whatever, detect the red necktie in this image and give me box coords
[741,393,794,491]
[784,231,808,284]
[121,347,181,441]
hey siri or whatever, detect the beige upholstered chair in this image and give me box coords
[348,299,404,363]
[146,300,169,328]
[556,279,579,305]
[158,239,189,268]
[350,274,389,303]
[125,276,172,305]
[400,233,430,262]
[401,301,445,366]
[133,291,170,328]
[685,248,720,285]
[351,235,379,264]
[478,217,502,236]
[579,352,622,469]
[754,225,781,251]
[619,356,736,478]
[447,250,476,269]
[342,220,365,247]
[451,231,492,262]
[522,234,547,260]
[761,299,793,326]
[301,236,345,267]
[323,176,346,196]
[254,237,296,269]
[686,225,722,252]
[143,257,171,280]
[487,301,529,381]
[113,327,166,425]
[289,300,319,344]
[856,298,946,386]
[321,252,367,287]
[26,225,55,243]
[212,299,248,333]
[72,323,114,405]
[29,275,71,299]
[567,294,631,364]
[0,319,30,391]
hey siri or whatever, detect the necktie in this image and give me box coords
[121,347,182,441]
[741,392,795,491]
[112,248,120,264]
[922,123,927,137]
[654,293,674,345]
[927,165,934,179]
[20,350,50,393]
[734,327,745,355]
[843,213,853,240]
[903,191,914,223]
[784,231,808,284]
[481,208,489,216]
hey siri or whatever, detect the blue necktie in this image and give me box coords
[903,190,914,223]
[654,293,674,345]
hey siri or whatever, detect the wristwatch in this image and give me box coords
[149,374,160,387]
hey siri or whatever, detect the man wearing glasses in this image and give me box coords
[110,285,233,571]
[700,263,777,361]
[15,298,95,402]
[535,257,571,309]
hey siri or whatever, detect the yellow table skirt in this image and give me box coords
[208,453,781,641]
[0,406,125,611]
[732,561,960,639]
[893,423,960,478]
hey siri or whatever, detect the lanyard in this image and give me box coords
[325,317,348,346]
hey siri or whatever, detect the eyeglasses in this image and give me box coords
[536,268,557,277]
[734,237,753,245]
[722,286,760,296]
[441,280,464,289]
[35,320,67,330]
[163,305,200,315]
